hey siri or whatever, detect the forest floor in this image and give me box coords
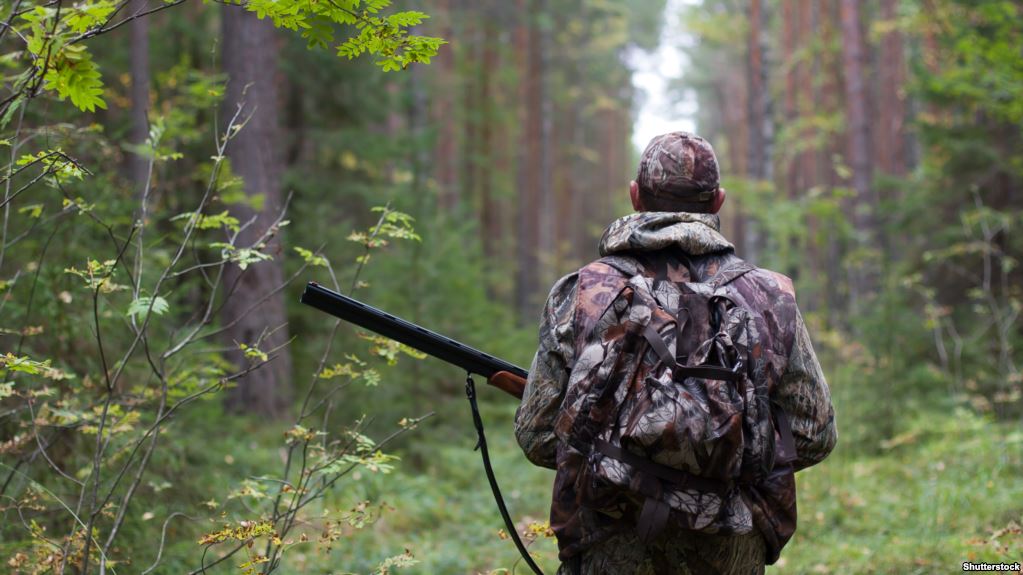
[149,358,1023,575]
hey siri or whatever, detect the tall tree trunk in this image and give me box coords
[220,7,291,418]
[795,0,816,284]
[572,4,595,265]
[876,0,907,177]
[491,25,516,294]
[824,0,848,324]
[840,0,877,300]
[743,0,769,264]
[554,45,580,272]
[478,14,499,263]
[796,0,812,199]
[128,0,150,192]
[715,56,745,248]
[407,24,430,208]
[460,2,480,211]
[781,0,797,202]
[433,0,458,212]
[537,16,555,287]
[515,0,542,321]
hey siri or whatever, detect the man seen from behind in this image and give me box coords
[514,132,838,575]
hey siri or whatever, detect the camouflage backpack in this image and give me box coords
[554,251,796,543]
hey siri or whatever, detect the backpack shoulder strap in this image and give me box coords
[599,251,755,291]
[708,258,756,289]
[595,254,644,278]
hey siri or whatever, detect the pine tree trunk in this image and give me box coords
[515,0,542,321]
[461,3,479,210]
[824,0,848,324]
[840,0,877,299]
[537,16,554,288]
[478,13,499,262]
[781,0,797,202]
[797,0,817,285]
[433,0,458,212]
[876,0,907,177]
[220,7,291,418]
[743,0,769,264]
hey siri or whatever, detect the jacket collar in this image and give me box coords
[598,211,734,257]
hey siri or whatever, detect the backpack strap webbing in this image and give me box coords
[592,438,733,496]
[598,251,756,290]
[593,437,733,543]
[643,325,742,382]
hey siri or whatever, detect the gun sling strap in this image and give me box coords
[465,373,547,575]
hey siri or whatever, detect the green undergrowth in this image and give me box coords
[103,357,1022,574]
[312,377,1023,575]
[777,360,1023,575]
[300,399,562,574]
[780,413,1023,574]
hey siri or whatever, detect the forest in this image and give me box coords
[0,0,1021,573]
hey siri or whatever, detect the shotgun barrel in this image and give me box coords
[300,282,529,392]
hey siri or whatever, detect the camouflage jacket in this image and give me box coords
[514,212,837,574]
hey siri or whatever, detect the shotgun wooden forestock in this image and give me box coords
[487,370,527,399]
[300,282,530,399]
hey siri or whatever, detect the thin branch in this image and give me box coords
[140,512,194,575]
[71,0,189,42]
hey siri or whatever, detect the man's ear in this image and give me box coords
[710,187,726,214]
[630,180,643,211]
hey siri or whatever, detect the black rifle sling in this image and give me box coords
[465,373,546,575]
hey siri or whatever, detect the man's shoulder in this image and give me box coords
[742,265,796,300]
[544,257,636,331]
[732,264,802,352]
[577,257,634,278]
[539,261,616,314]
[574,257,644,296]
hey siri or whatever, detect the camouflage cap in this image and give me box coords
[636,132,720,209]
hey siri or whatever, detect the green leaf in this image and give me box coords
[127,296,169,320]
[0,353,74,380]
[65,0,118,33]
[294,246,327,267]
[42,47,107,112]
[171,210,240,232]
[360,368,381,387]
[387,11,427,27]
[211,243,274,270]
[18,203,44,218]
[64,258,125,292]
[238,342,269,362]
[16,149,86,185]
[358,333,426,366]
[301,16,335,49]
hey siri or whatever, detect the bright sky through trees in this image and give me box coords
[631,0,696,152]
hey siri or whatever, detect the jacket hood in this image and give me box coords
[598,211,734,257]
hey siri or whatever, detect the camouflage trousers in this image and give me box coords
[555,530,766,575]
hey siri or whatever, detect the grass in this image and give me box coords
[12,357,1019,575]
[308,358,1023,574]
[780,409,1023,574]
[275,358,1023,574]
